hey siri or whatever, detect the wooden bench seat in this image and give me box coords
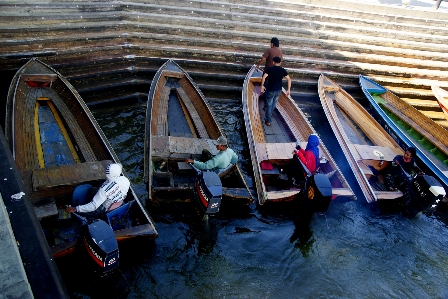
[152,135,219,157]
[22,74,58,84]
[32,160,112,191]
[255,142,310,161]
[352,144,401,162]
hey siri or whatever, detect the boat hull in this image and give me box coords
[6,58,158,258]
[360,75,448,195]
[144,59,252,206]
[242,65,354,206]
[319,74,405,203]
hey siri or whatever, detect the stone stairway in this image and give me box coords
[0,0,447,118]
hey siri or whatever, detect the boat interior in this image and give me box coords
[364,85,448,174]
[149,67,248,196]
[323,84,405,199]
[13,73,151,255]
[248,77,346,198]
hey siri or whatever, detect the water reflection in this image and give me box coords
[54,98,448,298]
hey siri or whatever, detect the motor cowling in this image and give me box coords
[305,173,333,213]
[195,171,222,214]
[404,175,445,217]
[82,219,119,274]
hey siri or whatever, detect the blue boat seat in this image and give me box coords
[106,201,131,230]
[72,184,92,206]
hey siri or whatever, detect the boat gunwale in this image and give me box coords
[145,59,251,202]
[242,65,266,204]
[243,66,354,205]
[319,74,403,202]
[6,58,158,246]
[360,74,448,190]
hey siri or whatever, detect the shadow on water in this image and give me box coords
[54,97,448,298]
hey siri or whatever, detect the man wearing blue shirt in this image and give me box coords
[185,136,238,172]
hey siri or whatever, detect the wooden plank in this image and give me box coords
[375,191,403,200]
[435,120,448,128]
[256,142,322,161]
[353,144,402,161]
[250,79,266,144]
[383,92,448,151]
[176,87,209,138]
[21,74,58,82]
[162,70,183,79]
[156,86,170,136]
[332,188,356,197]
[32,160,110,191]
[266,190,300,200]
[152,135,218,156]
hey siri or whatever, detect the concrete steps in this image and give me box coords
[0,0,447,112]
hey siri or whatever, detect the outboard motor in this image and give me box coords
[404,175,445,217]
[304,173,333,213]
[295,158,333,213]
[82,219,119,274]
[189,163,222,214]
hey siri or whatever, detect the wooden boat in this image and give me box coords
[144,59,252,207]
[319,74,412,203]
[359,75,448,194]
[432,84,448,120]
[242,65,354,209]
[5,58,158,258]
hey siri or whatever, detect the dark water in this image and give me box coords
[57,97,448,299]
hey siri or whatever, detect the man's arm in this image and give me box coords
[256,57,266,69]
[76,189,107,213]
[261,73,268,93]
[193,156,220,170]
[284,74,291,97]
[230,150,238,164]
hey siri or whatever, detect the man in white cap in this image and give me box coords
[66,163,130,214]
[185,136,238,172]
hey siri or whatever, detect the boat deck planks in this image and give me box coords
[156,86,170,136]
[176,87,209,138]
[250,80,266,144]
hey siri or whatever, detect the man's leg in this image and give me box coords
[260,77,269,107]
[265,90,275,124]
[271,90,281,114]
